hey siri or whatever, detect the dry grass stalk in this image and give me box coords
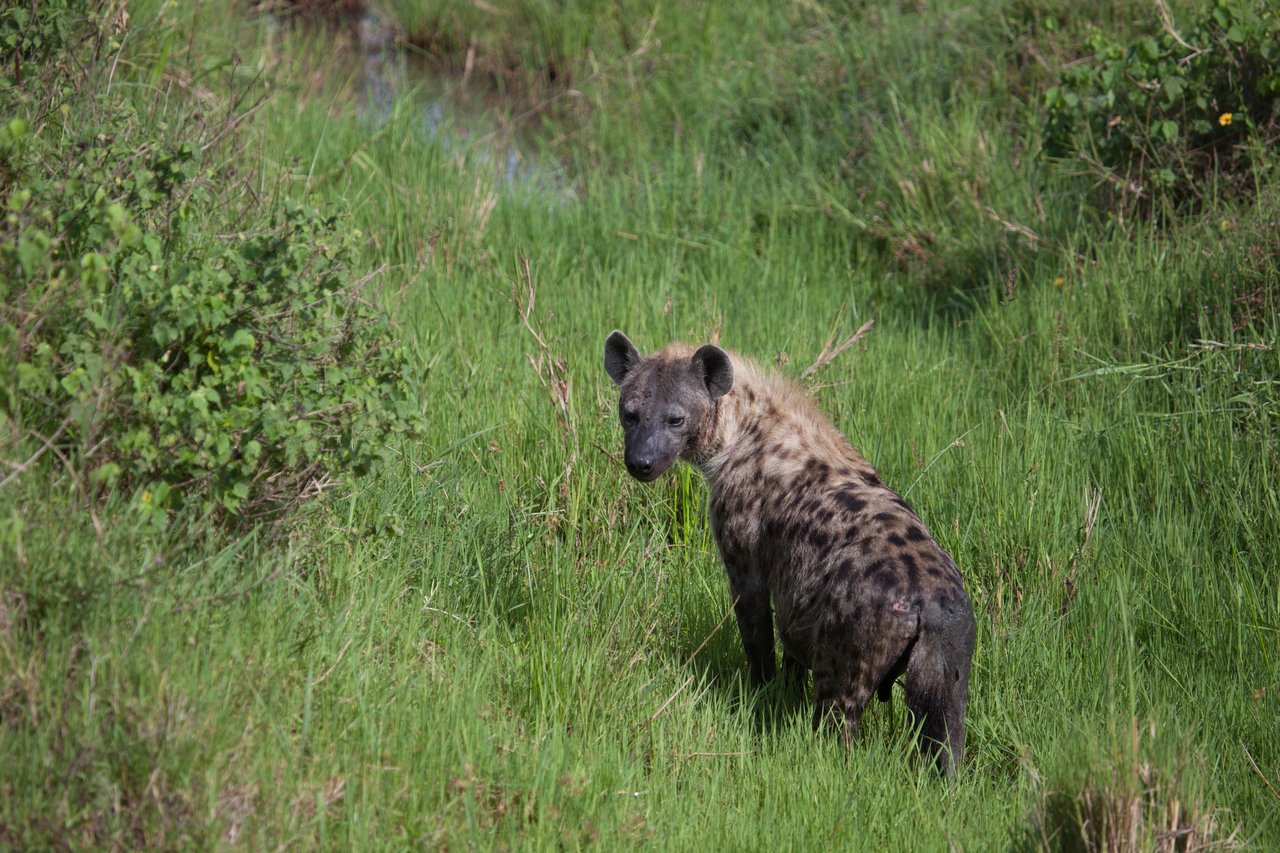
[802,319,875,379]
[1030,737,1242,853]
[512,257,573,439]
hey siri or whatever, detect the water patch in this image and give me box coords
[351,12,567,194]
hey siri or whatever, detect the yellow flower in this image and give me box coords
[1054,277,1065,288]
[1219,112,1233,127]
[142,490,153,505]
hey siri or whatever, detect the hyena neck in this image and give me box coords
[689,353,876,491]
[691,354,811,484]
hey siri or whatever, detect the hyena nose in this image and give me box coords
[629,456,655,478]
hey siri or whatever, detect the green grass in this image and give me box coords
[3,0,1279,848]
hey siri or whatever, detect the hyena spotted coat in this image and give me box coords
[604,331,977,776]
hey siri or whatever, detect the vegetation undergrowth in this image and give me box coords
[1,3,421,525]
[1044,0,1280,216]
[2,0,1277,848]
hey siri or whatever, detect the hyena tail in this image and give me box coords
[904,592,977,778]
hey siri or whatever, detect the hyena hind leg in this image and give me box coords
[904,602,977,778]
[811,612,917,744]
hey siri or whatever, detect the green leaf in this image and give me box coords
[90,462,122,486]
[83,308,109,331]
[16,361,51,390]
[16,229,51,277]
[4,117,28,141]
[59,368,87,395]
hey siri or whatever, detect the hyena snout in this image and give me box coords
[624,432,677,482]
[626,453,657,481]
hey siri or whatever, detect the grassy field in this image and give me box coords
[3,0,1278,848]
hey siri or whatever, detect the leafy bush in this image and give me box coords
[0,0,79,85]
[0,102,421,523]
[1042,0,1280,213]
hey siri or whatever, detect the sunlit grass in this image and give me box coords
[2,0,1277,848]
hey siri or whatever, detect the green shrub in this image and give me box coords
[1042,0,1280,213]
[0,103,421,523]
[0,0,80,85]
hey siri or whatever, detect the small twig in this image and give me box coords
[103,14,131,96]
[312,637,354,686]
[630,598,738,744]
[592,441,622,466]
[631,674,695,740]
[1079,152,1145,198]
[512,257,573,437]
[199,90,271,154]
[1175,48,1208,67]
[0,417,74,490]
[984,205,1041,245]
[1243,744,1280,806]
[423,604,477,631]
[1191,339,1273,352]
[1153,0,1198,53]
[705,298,723,347]
[802,319,874,379]
[1062,487,1102,616]
[677,597,739,672]
[1082,487,1102,548]
[23,421,104,542]
[902,428,977,499]
[513,257,549,350]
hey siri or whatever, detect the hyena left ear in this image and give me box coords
[693,344,734,399]
[604,330,642,385]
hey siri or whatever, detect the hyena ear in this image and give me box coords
[604,330,642,385]
[692,344,734,399]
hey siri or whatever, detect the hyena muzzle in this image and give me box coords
[604,330,977,777]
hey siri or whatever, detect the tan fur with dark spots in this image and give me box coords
[605,332,977,777]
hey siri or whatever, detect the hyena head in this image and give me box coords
[604,330,734,482]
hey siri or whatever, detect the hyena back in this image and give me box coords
[604,330,977,776]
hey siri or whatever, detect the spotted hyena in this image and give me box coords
[604,331,977,776]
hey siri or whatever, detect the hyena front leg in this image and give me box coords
[727,567,776,687]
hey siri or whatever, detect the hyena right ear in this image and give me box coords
[604,330,642,385]
[693,344,734,399]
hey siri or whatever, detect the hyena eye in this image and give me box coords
[622,410,640,425]
[667,415,685,427]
